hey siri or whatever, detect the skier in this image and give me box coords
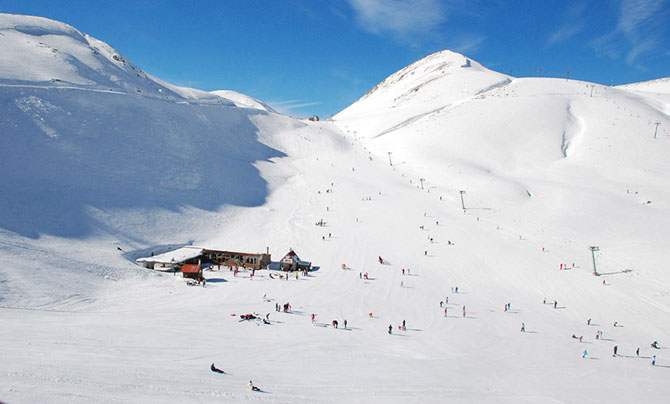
[400,280,404,287]
[444,307,447,317]
[636,347,640,356]
[554,300,557,309]
[332,320,339,329]
[587,318,591,325]
[583,350,588,358]
[344,319,348,329]
[311,314,315,324]
[652,355,656,366]
[402,268,405,275]
[210,363,224,374]
[521,323,525,332]
[440,301,444,308]
[613,345,618,357]
[402,320,406,330]
[388,324,393,334]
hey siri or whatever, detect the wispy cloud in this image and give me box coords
[591,0,669,67]
[266,99,321,116]
[546,2,587,47]
[547,24,583,46]
[346,0,447,37]
[453,34,486,54]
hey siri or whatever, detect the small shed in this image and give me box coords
[181,264,203,280]
[280,250,312,271]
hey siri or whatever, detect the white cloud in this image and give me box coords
[592,0,669,66]
[546,2,586,47]
[453,34,486,55]
[547,24,583,46]
[346,0,447,36]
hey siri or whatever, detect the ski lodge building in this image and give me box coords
[280,250,312,271]
[135,246,271,271]
[201,248,271,270]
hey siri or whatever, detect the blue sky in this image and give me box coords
[2,0,669,117]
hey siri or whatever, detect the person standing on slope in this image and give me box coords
[388,324,393,334]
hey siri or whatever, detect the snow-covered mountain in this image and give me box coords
[334,50,670,275]
[0,13,293,240]
[2,15,670,404]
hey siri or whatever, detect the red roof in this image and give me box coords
[181,264,202,274]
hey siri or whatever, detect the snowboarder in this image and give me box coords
[651,341,659,349]
[248,381,261,391]
[210,363,224,374]
[636,347,640,356]
[587,318,591,325]
[521,323,525,332]
[388,324,393,334]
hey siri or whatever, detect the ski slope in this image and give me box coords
[1,15,670,404]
